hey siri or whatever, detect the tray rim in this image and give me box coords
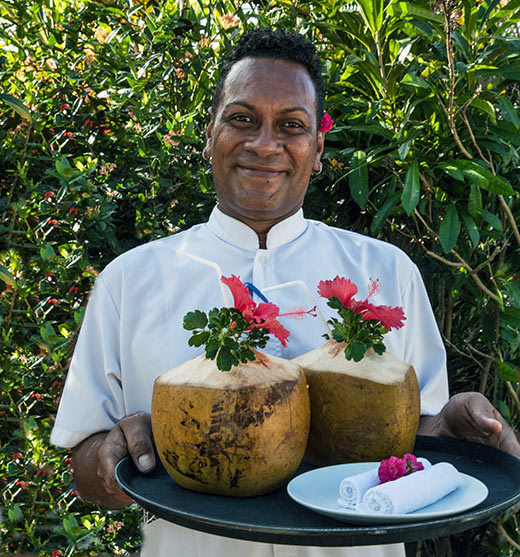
[115,435,520,546]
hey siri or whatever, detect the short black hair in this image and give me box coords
[212,28,325,126]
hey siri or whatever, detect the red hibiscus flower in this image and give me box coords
[317,276,405,331]
[221,275,290,347]
[317,276,358,308]
[361,303,406,331]
[317,276,406,361]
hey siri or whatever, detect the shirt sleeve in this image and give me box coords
[50,274,125,448]
[387,264,450,416]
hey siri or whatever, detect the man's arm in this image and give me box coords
[418,392,520,458]
[72,412,156,509]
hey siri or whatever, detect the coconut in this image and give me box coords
[293,339,420,466]
[151,350,310,497]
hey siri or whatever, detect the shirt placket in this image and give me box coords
[252,249,282,358]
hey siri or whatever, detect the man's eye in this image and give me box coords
[231,115,252,124]
[283,121,303,130]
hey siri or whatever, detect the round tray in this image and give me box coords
[115,435,520,546]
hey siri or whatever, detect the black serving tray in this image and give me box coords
[115,435,520,546]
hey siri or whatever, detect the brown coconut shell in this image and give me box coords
[151,350,310,497]
[293,340,420,466]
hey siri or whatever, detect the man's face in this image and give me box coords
[206,57,324,226]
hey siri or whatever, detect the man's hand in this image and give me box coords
[419,392,520,459]
[72,412,156,509]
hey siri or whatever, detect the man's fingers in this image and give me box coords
[97,425,130,495]
[118,412,156,473]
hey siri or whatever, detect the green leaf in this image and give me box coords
[183,310,208,331]
[188,331,210,347]
[205,339,220,360]
[503,281,520,308]
[438,162,465,182]
[470,98,496,125]
[0,263,16,287]
[501,307,520,327]
[346,341,367,362]
[388,2,444,23]
[481,209,503,232]
[440,160,515,195]
[39,243,56,260]
[8,505,23,523]
[496,360,518,382]
[468,183,482,219]
[216,346,238,371]
[495,399,511,420]
[55,156,74,178]
[238,346,255,363]
[401,72,431,90]
[401,159,420,215]
[497,95,520,129]
[0,93,32,122]
[439,205,460,254]
[371,192,401,234]
[461,213,480,247]
[349,150,369,210]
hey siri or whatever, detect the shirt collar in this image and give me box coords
[207,206,307,250]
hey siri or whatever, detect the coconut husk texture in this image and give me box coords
[151,350,310,497]
[293,340,420,466]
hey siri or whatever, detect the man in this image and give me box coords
[51,29,520,557]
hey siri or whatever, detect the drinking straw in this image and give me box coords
[263,281,331,335]
[176,250,330,335]
[176,249,231,307]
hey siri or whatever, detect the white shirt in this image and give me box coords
[51,206,449,557]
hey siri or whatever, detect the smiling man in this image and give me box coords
[51,29,520,557]
[206,56,324,243]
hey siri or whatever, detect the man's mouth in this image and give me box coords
[236,164,286,179]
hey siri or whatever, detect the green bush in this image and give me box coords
[0,1,518,554]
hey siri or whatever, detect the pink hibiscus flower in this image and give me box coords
[319,113,334,133]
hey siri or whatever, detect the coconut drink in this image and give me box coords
[151,275,310,497]
[293,276,420,466]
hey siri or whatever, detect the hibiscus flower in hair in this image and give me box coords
[183,275,296,371]
[317,276,406,362]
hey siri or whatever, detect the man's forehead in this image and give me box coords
[219,57,317,113]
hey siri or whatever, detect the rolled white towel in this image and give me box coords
[338,458,432,510]
[362,462,462,514]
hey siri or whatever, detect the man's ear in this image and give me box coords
[313,130,325,172]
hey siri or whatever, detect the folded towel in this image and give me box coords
[337,458,431,510]
[362,462,462,514]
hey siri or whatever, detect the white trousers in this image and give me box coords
[141,519,405,557]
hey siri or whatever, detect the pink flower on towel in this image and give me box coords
[378,454,424,484]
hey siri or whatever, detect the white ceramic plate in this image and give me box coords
[287,462,489,524]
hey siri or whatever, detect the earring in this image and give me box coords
[202,147,211,161]
[314,160,323,175]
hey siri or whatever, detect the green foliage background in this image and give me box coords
[1,0,519,554]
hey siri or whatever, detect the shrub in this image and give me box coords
[1,1,518,554]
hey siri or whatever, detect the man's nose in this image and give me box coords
[245,122,284,155]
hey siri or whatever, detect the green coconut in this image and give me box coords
[151,350,310,496]
[293,339,420,466]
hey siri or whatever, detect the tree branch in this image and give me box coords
[499,195,520,247]
[498,524,520,552]
[506,381,520,416]
[440,1,473,159]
